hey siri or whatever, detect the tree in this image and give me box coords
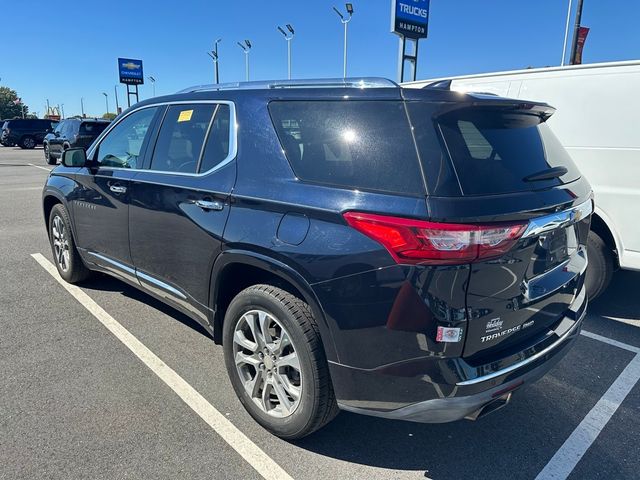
[102,113,117,120]
[0,86,29,119]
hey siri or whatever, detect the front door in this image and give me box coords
[128,102,236,323]
[73,106,161,281]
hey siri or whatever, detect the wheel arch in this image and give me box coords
[209,250,339,363]
[591,208,620,267]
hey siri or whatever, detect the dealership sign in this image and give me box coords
[391,0,430,38]
[118,58,144,85]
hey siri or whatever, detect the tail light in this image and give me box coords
[343,212,526,265]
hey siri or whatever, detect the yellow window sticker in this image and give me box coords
[177,109,193,122]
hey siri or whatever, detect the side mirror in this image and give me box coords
[61,147,87,168]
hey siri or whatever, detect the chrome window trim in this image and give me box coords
[522,199,593,239]
[87,100,237,178]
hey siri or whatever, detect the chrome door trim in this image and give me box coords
[86,100,238,178]
[137,270,187,300]
[522,199,593,239]
[87,251,136,275]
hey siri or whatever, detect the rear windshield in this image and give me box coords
[436,108,580,195]
[269,101,425,196]
[80,122,109,135]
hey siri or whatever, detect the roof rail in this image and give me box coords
[178,77,398,93]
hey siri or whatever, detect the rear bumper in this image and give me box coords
[331,288,586,423]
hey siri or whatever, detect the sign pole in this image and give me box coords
[391,0,430,83]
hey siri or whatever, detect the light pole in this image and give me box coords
[277,24,295,80]
[114,85,120,113]
[80,97,85,118]
[569,0,585,65]
[147,76,156,97]
[561,0,573,65]
[61,104,65,119]
[207,38,222,83]
[237,40,252,81]
[102,92,109,116]
[333,3,354,78]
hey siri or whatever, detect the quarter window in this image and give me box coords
[198,104,231,173]
[96,107,158,168]
[150,104,216,174]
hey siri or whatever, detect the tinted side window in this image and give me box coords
[150,104,216,174]
[269,101,424,195]
[96,107,157,168]
[198,104,231,173]
[80,122,109,135]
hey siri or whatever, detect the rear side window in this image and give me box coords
[437,109,580,195]
[269,101,425,196]
[150,104,215,174]
[80,122,108,135]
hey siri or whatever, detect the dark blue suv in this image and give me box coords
[42,78,592,439]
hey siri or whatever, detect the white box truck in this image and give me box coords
[405,60,640,299]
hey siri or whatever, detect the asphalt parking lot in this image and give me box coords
[1,146,639,480]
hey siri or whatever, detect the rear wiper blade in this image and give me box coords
[523,166,568,182]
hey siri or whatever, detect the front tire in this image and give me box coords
[48,204,91,283]
[44,144,56,165]
[585,231,614,300]
[223,285,338,439]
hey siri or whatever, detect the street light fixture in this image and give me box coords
[277,24,295,80]
[333,3,354,78]
[237,40,252,81]
[148,76,156,97]
[207,38,222,84]
[102,92,109,116]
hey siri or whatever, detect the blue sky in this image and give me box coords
[2,0,638,117]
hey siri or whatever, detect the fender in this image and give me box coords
[42,172,81,240]
[593,205,624,255]
[209,249,340,363]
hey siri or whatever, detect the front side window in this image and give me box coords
[96,107,157,168]
[150,104,216,174]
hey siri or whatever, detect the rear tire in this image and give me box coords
[223,284,338,439]
[48,204,91,283]
[585,231,614,300]
[21,135,36,149]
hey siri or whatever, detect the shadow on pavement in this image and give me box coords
[78,273,211,339]
[589,270,640,321]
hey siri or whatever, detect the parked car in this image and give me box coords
[406,60,640,299]
[43,118,111,165]
[42,78,591,439]
[2,118,57,149]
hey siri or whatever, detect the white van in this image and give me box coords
[405,60,640,299]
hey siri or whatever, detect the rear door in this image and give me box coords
[128,102,236,323]
[407,99,592,359]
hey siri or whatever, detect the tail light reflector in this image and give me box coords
[343,212,526,265]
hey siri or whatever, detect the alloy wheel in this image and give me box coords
[24,137,35,149]
[51,215,70,272]
[232,309,302,418]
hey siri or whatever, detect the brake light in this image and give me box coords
[343,212,526,265]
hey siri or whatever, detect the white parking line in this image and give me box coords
[27,163,52,172]
[536,331,640,479]
[31,253,293,480]
[581,329,640,354]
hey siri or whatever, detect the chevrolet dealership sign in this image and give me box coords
[391,0,430,39]
[118,58,144,85]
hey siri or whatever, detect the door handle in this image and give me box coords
[194,199,224,211]
[109,185,127,194]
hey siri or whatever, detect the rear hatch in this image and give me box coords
[404,89,592,360]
